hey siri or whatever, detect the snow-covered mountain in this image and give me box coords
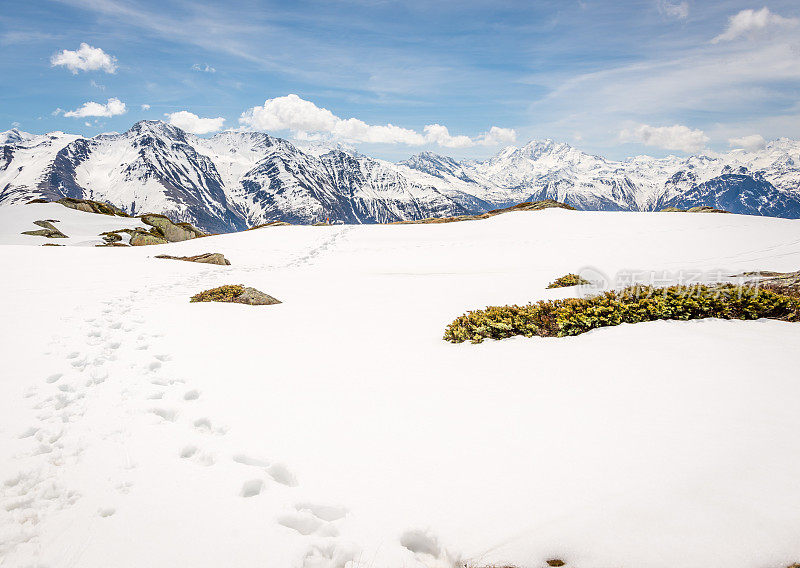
[3,121,800,232]
[0,122,466,232]
[399,139,800,217]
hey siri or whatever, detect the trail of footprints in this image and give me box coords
[1,279,360,567]
[0,235,452,567]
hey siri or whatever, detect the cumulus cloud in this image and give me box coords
[166,111,225,134]
[728,134,767,151]
[141,104,151,111]
[712,7,798,43]
[423,124,473,148]
[240,94,513,148]
[480,126,517,146]
[51,43,117,74]
[620,123,709,153]
[658,1,689,20]
[62,98,127,118]
[191,63,216,73]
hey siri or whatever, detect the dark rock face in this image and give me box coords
[38,122,248,234]
[662,172,800,218]
[6,122,800,229]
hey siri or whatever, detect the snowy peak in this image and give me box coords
[124,120,189,142]
[399,151,478,183]
[3,120,800,228]
[0,128,33,145]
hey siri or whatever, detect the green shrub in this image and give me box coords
[546,273,591,289]
[190,284,245,303]
[443,285,800,343]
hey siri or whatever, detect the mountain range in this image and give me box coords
[2,120,800,233]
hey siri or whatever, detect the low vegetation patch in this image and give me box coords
[444,284,800,343]
[546,273,591,289]
[190,285,246,303]
[190,284,281,305]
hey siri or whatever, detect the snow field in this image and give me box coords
[1,206,800,568]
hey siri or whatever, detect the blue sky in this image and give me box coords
[2,0,799,160]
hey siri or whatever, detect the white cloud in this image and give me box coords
[240,94,513,147]
[63,98,127,118]
[191,63,216,73]
[51,43,117,74]
[658,1,689,20]
[480,126,517,146]
[712,7,798,43]
[620,123,709,153]
[90,79,105,90]
[423,124,473,148]
[166,111,225,134]
[728,134,766,151]
[141,104,151,111]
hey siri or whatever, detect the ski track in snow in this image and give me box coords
[0,227,364,567]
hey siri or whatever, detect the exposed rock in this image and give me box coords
[155,253,231,266]
[100,231,123,244]
[55,197,130,217]
[546,560,566,567]
[21,220,68,239]
[236,287,281,305]
[99,216,205,247]
[42,243,64,246]
[660,205,730,213]
[190,284,281,305]
[749,270,800,297]
[390,199,575,224]
[129,231,169,246]
[248,221,292,230]
[491,199,576,213]
[141,214,205,242]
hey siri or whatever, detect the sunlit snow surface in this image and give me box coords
[2,204,800,568]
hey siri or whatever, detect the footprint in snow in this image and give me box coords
[295,502,348,522]
[45,373,62,384]
[183,389,200,401]
[150,408,178,422]
[267,463,297,486]
[179,444,216,466]
[277,512,331,536]
[240,479,265,498]
[232,454,270,467]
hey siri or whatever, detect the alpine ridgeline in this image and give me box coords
[2,121,800,232]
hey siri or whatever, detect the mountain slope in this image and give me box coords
[401,138,800,217]
[1,123,466,231]
[3,122,800,230]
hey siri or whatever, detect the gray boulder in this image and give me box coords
[155,253,231,266]
[22,220,68,239]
